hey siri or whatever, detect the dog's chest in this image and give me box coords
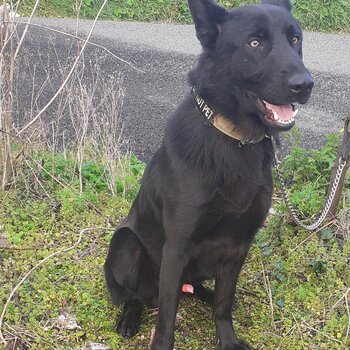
[190,152,273,244]
[213,175,261,213]
[210,154,272,214]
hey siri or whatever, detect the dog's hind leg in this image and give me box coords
[193,283,214,305]
[104,227,158,337]
[115,300,143,337]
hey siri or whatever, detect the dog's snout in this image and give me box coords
[288,74,314,95]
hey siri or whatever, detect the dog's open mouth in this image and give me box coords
[257,99,298,130]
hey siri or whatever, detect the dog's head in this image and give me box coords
[188,0,313,132]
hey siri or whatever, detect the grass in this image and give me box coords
[17,0,350,33]
[0,135,350,349]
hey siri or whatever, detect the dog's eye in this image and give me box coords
[292,36,299,44]
[249,40,261,48]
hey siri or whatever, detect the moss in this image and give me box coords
[1,136,349,349]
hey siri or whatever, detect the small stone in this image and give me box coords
[79,342,112,350]
[53,312,82,330]
[269,207,276,215]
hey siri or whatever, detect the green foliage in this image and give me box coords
[292,0,350,32]
[2,187,349,349]
[37,150,145,201]
[18,0,350,33]
[1,136,349,349]
[277,133,349,216]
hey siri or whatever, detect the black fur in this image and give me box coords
[104,1,313,349]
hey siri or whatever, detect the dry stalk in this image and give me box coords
[260,259,276,331]
[68,73,91,194]
[346,292,350,338]
[332,288,350,338]
[0,1,20,57]
[301,321,342,344]
[75,0,84,36]
[1,0,128,193]
[90,73,126,195]
[289,219,336,253]
[334,195,350,240]
[0,2,14,190]
[277,325,296,350]
[62,56,126,196]
[17,0,109,136]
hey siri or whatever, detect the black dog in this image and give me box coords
[104,0,313,349]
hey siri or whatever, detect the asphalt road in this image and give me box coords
[18,18,350,160]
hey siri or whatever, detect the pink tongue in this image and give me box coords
[264,102,294,121]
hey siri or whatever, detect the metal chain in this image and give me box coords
[271,137,347,231]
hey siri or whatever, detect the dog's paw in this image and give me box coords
[218,339,253,350]
[115,313,140,338]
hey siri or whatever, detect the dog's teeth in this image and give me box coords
[293,109,299,118]
[273,112,279,121]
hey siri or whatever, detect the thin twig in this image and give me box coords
[260,260,276,331]
[345,292,350,337]
[0,227,109,345]
[75,0,83,36]
[13,20,145,73]
[301,321,342,344]
[13,0,40,61]
[290,219,336,253]
[23,156,51,198]
[277,325,296,350]
[332,288,350,338]
[332,288,350,309]
[0,246,45,251]
[17,0,109,136]
[291,312,305,348]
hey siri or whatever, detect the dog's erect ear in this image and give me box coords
[261,0,292,12]
[188,0,228,50]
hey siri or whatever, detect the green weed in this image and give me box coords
[278,132,350,216]
[36,150,145,201]
[1,135,350,349]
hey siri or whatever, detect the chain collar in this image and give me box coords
[272,127,349,232]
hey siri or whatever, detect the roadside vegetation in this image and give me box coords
[1,2,350,350]
[1,132,350,350]
[18,0,350,33]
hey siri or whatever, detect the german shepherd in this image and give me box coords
[104,0,313,349]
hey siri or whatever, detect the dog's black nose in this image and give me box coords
[288,74,314,95]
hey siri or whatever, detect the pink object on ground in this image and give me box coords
[182,284,194,294]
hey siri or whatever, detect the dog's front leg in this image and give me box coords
[151,241,187,350]
[214,254,252,350]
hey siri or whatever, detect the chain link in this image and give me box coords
[271,137,347,231]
